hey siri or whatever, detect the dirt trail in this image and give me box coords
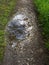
[3,0,47,65]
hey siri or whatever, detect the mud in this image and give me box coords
[3,0,47,65]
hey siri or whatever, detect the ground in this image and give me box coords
[1,0,49,65]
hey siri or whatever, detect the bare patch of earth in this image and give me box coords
[2,0,48,65]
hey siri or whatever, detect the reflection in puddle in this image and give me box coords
[6,14,33,47]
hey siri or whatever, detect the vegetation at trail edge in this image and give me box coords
[34,0,49,50]
[0,0,16,62]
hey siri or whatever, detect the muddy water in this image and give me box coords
[3,0,46,65]
[6,13,33,49]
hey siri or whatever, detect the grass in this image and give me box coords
[0,0,16,62]
[34,0,49,50]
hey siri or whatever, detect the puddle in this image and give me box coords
[5,14,33,48]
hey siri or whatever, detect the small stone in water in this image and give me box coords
[12,42,17,48]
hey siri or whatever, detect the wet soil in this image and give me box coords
[2,0,48,65]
